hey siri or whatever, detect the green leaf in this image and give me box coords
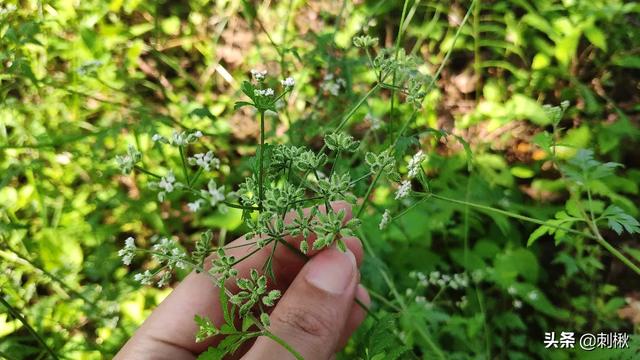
[194,315,219,342]
[612,55,640,69]
[240,81,256,101]
[197,347,225,360]
[601,205,640,235]
[234,101,253,110]
[220,289,233,326]
[561,149,622,186]
[527,225,549,246]
[584,25,607,51]
[494,249,540,285]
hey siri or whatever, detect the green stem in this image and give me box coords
[334,83,381,133]
[355,171,383,219]
[222,201,259,211]
[179,146,191,185]
[431,193,640,276]
[258,111,266,211]
[392,0,476,143]
[584,188,640,276]
[191,167,203,185]
[429,193,596,240]
[588,221,640,276]
[0,296,59,360]
[264,331,304,360]
[134,166,162,179]
[472,0,482,102]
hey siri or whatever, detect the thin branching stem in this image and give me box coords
[0,296,59,360]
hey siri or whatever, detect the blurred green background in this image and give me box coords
[2,0,640,359]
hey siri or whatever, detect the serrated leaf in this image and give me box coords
[527,225,549,246]
[601,205,640,235]
[197,347,225,360]
[234,101,253,110]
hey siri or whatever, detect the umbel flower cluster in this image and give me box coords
[114,34,436,357]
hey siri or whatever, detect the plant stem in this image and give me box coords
[222,201,259,211]
[584,187,640,275]
[587,221,640,276]
[258,110,266,211]
[0,296,59,360]
[367,288,402,312]
[428,193,596,239]
[191,167,203,185]
[391,0,476,143]
[179,145,191,185]
[134,165,161,179]
[472,0,482,102]
[430,193,640,276]
[355,170,383,218]
[334,83,381,133]
[264,331,304,360]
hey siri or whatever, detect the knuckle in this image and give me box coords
[272,304,336,339]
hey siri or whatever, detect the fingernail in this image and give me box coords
[305,248,356,294]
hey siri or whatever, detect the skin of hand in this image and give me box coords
[115,201,370,360]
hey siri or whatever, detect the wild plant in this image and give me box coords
[114,7,640,360]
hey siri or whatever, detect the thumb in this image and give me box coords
[244,247,359,360]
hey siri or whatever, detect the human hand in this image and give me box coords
[115,201,370,360]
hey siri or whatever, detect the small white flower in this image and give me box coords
[528,291,538,301]
[508,286,517,295]
[152,134,164,142]
[167,130,202,146]
[251,69,267,81]
[188,151,220,171]
[321,73,346,96]
[280,77,295,88]
[453,273,468,288]
[134,270,153,285]
[513,300,523,309]
[118,236,137,265]
[125,237,135,248]
[152,237,173,255]
[254,88,275,97]
[171,248,188,269]
[379,210,391,230]
[157,272,171,287]
[395,180,411,200]
[201,180,226,207]
[159,171,176,193]
[115,144,141,174]
[429,271,440,284]
[407,150,425,179]
[171,131,187,146]
[187,199,204,212]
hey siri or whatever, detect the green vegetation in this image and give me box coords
[2,0,640,358]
